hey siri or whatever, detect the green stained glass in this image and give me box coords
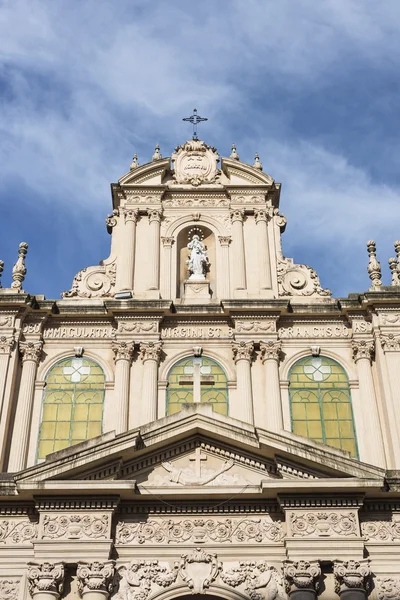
[37,357,105,461]
[167,356,228,416]
[289,356,358,458]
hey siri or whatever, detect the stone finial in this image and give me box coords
[253,152,263,170]
[27,562,65,598]
[389,257,400,285]
[230,144,240,160]
[366,240,382,290]
[333,559,371,596]
[394,240,400,261]
[0,260,3,289]
[283,560,321,595]
[130,153,139,170]
[77,561,115,597]
[11,242,28,292]
[152,144,162,161]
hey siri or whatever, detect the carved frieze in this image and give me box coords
[162,195,229,207]
[115,560,178,600]
[221,560,285,600]
[380,312,400,325]
[116,517,284,545]
[0,519,37,544]
[27,562,64,598]
[0,580,20,600]
[179,548,221,594]
[361,519,400,541]
[377,578,400,600]
[118,321,158,334]
[77,561,115,597]
[0,316,13,328]
[289,511,358,538]
[41,514,109,540]
[236,320,276,334]
[333,560,371,595]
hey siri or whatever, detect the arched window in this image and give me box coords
[167,356,228,416]
[37,357,105,461]
[289,356,358,458]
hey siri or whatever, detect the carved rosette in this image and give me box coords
[260,341,282,362]
[380,333,400,352]
[19,341,43,364]
[147,208,162,223]
[0,335,15,355]
[122,208,139,224]
[221,560,284,600]
[377,577,400,600]
[27,562,64,598]
[0,580,20,600]
[112,341,135,363]
[140,341,162,363]
[230,209,245,223]
[352,339,374,363]
[283,560,321,595]
[232,341,254,363]
[77,561,115,597]
[333,560,371,595]
[115,560,178,600]
[178,548,222,594]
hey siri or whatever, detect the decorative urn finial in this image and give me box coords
[152,144,162,161]
[11,242,28,292]
[366,240,382,290]
[389,257,400,286]
[253,152,263,170]
[130,153,139,170]
[230,144,240,160]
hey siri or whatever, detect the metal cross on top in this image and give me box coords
[182,108,208,140]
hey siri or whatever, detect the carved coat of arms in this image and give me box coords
[172,140,220,186]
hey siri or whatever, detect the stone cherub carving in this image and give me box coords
[187,235,209,280]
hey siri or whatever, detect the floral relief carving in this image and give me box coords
[236,321,275,333]
[221,560,285,600]
[380,313,400,325]
[0,519,37,544]
[377,577,400,600]
[106,209,119,231]
[0,580,20,600]
[333,560,371,594]
[289,512,357,538]
[0,316,12,327]
[172,139,220,186]
[361,519,400,541]
[62,261,116,299]
[116,517,284,545]
[27,562,64,597]
[380,333,400,351]
[114,560,178,600]
[163,196,229,207]
[77,561,115,597]
[41,514,109,540]
[147,208,162,223]
[178,548,221,594]
[123,208,139,224]
[119,321,158,333]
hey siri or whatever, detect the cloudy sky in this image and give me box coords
[1,0,399,298]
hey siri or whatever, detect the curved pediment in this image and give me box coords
[118,157,171,186]
[221,157,275,186]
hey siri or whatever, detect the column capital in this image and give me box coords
[19,341,43,365]
[122,207,139,224]
[218,236,231,247]
[230,208,245,223]
[352,339,374,363]
[140,341,163,363]
[147,208,163,223]
[380,332,400,352]
[232,340,254,363]
[77,561,115,597]
[254,208,270,223]
[260,340,282,362]
[0,335,15,355]
[161,236,174,248]
[333,559,371,596]
[112,340,134,363]
[27,562,65,598]
[283,560,321,596]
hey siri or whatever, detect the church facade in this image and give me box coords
[0,137,400,600]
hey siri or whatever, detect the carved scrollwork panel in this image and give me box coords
[41,514,109,540]
[361,519,400,541]
[289,511,358,538]
[0,519,37,544]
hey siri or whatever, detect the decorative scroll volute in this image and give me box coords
[283,560,321,595]
[333,559,371,595]
[27,562,64,598]
[77,561,115,597]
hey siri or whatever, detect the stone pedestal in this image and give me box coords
[183,280,211,304]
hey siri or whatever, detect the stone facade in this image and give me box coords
[0,138,400,599]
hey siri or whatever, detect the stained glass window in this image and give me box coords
[166,356,228,416]
[289,356,358,458]
[37,357,105,461]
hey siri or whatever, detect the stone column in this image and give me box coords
[230,209,247,291]
[352,340,386,466]
[283,560,321,600]
[380,332,400,464]
[140,341,162,423]
[254,208,272,289]
[232,341,254,424]
[0,335,14,418]
[218,236,231,299]
[147,208,162,292]
[77,561,115,600]
[27,562,64,600]
[260,340,283,432]
[9,341,43,472]
[161,237,174,299]
[112,341,135,434]
[115,208,139,293]
[333,560,371,600]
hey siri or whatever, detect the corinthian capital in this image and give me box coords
[27,562,65,598]
[260,340,282,362]
[232,341,254,363]
[334,559,371,595]
[254,208,269,223]
[161,237,174,248]
[230,209,245,223]
[352,339,374,363]
[380,333,400,352]
[112,340,134,363]
[122,207,139,224]
[147,208,162,223]
[140,341,162,362]
[0,335,15,355]
[19,341,43,364]
[77,561,115,597]
[283,560,321,595]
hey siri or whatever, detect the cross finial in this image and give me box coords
[182,108,208,140]
[0,260,3,289]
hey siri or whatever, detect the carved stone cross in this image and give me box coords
[189,447,207,477]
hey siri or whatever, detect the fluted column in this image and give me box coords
[115,208,139,292]
[140,341,162,423]
[27,562,64,600]
[112,341,134,434]
[260,340,283,432]
[218,236,231,299]
[283,560,321,600]
[0,335,14,418]
[334,560,371,600]
[254,208,272,289]
[230,209,247,291]
[147,208,162,292]
[232,341,254,424]
[9,341,43,472]
[161,237,174,299]
[352,340,385,466]
[77,561,115,600]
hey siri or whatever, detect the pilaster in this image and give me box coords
[115,207,139,293]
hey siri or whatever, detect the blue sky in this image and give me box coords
[1,0,399,298]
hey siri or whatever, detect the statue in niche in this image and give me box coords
[187,234,209,280]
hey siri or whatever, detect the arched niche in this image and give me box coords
[176,225,215,298]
